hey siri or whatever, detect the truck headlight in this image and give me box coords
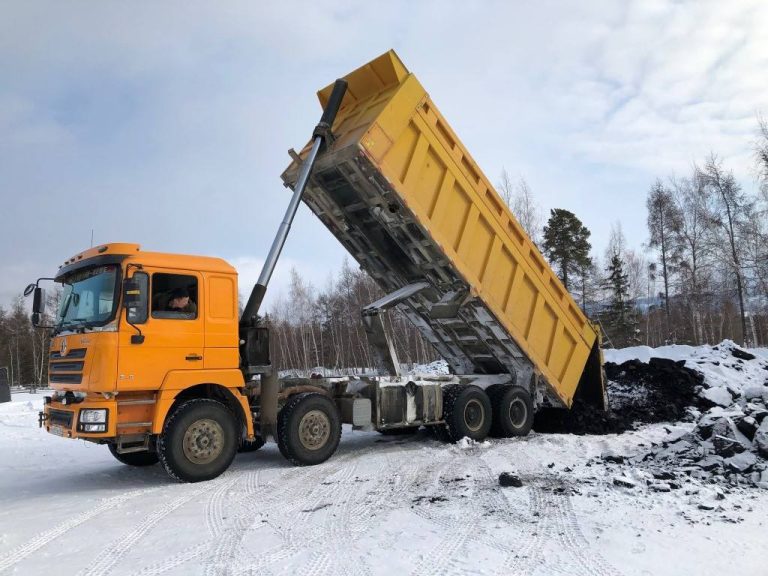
[80,409,107,424]
[82,424,106,432]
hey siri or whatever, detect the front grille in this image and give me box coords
[50,361,84,372]
[49,348,86,385]
[50,348,86,360]
[49,409,74,429]
[50,373,83,384]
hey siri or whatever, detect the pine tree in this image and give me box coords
[698,155,752,345]
[602,252,639,347]
[541,208,592,291]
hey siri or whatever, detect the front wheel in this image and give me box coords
[108,444,159,467]
[157,399,238,483]
[277,393,341,466]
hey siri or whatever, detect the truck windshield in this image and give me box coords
[55,265,119,333]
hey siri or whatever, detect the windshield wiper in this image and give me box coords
[55,318,89,334]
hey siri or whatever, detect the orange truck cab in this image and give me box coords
[39,243,257,481]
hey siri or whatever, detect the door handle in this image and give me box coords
[185,354,203,361]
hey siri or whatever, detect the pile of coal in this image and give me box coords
[636,392,768,485]
[533,357,704,435]
[609,342,768,489]
[635,411,768,486]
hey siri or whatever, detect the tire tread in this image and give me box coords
[442,384,492,442]
[157,398,238,483]
[276,393,341,466]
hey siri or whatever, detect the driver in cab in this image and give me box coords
[164,287,196,317]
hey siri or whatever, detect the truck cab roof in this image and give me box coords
[57,243,236,279]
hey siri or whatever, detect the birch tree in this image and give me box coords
[698,155,752,345]
[646,179,682,326]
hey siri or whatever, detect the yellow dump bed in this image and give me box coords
[282,50,604,409]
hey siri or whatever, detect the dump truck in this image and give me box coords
[27,50,605,483]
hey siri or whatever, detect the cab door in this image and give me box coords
[117,270,205,391]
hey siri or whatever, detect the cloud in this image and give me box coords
[1,0,766,310]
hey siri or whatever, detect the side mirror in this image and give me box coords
[31,287,46,327]
[24,283,36,297]
[123,279,142,309]
[123,274,148,328]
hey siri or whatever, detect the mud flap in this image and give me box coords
[574,340,608,411]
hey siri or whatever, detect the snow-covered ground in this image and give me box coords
[1,387,767,576]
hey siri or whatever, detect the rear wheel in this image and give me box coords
[157,399,238,482]
[277,393,341,466]
[488,385,534,437]
[107,444,159,467]
[442,385,492,442]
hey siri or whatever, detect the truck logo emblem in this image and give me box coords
[60,338,68,357]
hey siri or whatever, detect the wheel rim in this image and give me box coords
[463,399,485,432]
[182,418,225,465]
[298,409,331,451]
[509,398,528,428]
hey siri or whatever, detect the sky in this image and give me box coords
[1,0,766,312]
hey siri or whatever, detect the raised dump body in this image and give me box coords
[282,50,605,410]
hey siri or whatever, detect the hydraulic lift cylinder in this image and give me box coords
[241,79,348,326]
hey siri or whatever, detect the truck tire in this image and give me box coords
[277,393,341,466]
[442,385,492,442]
[107,444,159,466]
[157,399,238,483]
[239,435,265,453]
[488,385,534,437]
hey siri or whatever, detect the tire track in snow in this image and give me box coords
[135,455,328,576]
[77,478,227,576]
[206,446,372,576]
[0,487,157,574]
[500,476,621,576]
[547,487,621,576]
[225,458,360,575]
[502,484,551,576]
[128,543,208,576]
[408,446,489,576]
[470,453,532,555]
[292,443,448,576]
[230,439,443,576]
[206,470,253,537]
[130,470,260,576]
[481,442,566,576]
[127,472,252,576]
[306,454,394,576]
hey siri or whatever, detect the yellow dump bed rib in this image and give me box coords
[283,50,604,409]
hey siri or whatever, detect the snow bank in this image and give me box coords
[0,394,43,428]
[604,340,768,490]
[603,343,698,364]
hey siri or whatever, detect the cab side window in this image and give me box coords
[151,273,198,320]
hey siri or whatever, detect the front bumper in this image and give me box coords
[40,397,118,439]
